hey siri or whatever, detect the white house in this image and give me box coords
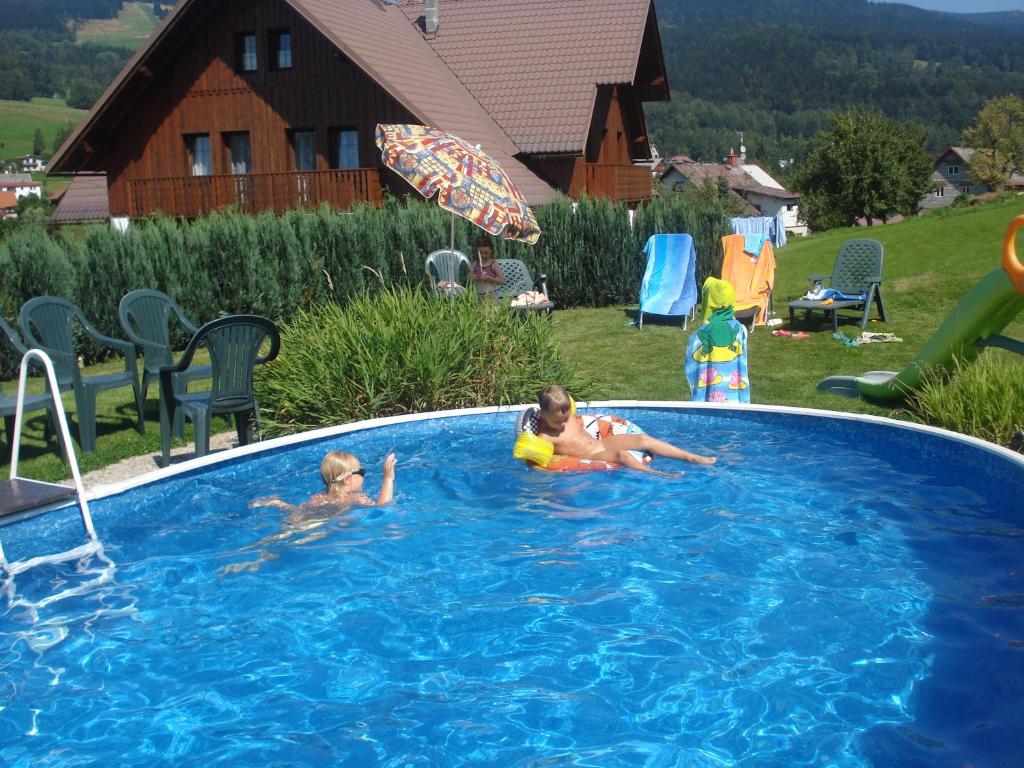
[0,173,44,200]
[17,155,47,173]
[661,153,807,235]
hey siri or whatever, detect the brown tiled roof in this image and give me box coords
[0,191,17,211]
[664,160,800,201]
[51,0,560,205]
[400,0,656,154]
[291,0,554,204]
[51,173,109,223]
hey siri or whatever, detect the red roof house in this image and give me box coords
[48,0,669,220]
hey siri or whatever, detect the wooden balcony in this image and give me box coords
[571,162,653,204]
[126,168,383,218]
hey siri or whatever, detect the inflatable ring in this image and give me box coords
[513,406,653,472]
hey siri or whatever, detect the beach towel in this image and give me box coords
[638,234,698,327]
[721,233,776,325]
[686,277,750,403]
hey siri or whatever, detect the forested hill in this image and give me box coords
[648,0,1024,172]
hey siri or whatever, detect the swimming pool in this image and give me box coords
[1,403,1022,767]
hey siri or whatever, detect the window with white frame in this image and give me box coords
[934,187,945,197]
[947,164,960,176]
[186,134,211,176]
[960,185,971,195]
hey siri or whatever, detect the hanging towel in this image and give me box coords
[721,234,776,325]
[686,278,749,403]
[639,234,698,320]
[743,234,768,258]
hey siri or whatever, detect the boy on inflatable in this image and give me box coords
[532,385,717,477]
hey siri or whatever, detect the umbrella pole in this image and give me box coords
[449,210,455,255]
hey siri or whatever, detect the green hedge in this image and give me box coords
[254,288,590,436]
[0,191,731,376]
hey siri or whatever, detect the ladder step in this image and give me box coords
[4,540,103,577]
[0,479,77,519]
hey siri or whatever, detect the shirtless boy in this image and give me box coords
[534,385,716,476]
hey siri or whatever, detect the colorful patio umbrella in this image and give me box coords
[374,123,541,248]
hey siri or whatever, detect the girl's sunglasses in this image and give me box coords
[352,468,366,477]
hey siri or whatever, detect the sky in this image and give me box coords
[873,0,1024,11]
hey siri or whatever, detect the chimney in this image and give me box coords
[425,0,438,33]
[726,149,738,168]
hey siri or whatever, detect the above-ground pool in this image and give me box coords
[1,404,1023,767]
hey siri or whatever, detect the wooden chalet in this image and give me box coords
[48,0,669,220]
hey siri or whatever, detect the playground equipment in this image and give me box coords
[819,215,1024,401]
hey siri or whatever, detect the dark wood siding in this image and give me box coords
[93,0,416,216]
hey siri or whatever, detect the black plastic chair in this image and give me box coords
[119,289,211,436]
[159,315,280,466]
[19,296,144,453]
[0,317,58,461]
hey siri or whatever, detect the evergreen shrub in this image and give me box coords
[254,287,589,436]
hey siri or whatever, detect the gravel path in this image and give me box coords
[61,432,240,490]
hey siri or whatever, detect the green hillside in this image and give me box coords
[0,97,85,162]
[649,0,1024,168]
[76,2,163,49]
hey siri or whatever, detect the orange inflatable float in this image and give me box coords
[512,406,653,472]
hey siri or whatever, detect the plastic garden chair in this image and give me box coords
[19,296,143,454]
[495,258,554,317]
[119,289,211,436]
[159,315,280,466]
[0,316,59,460]
[425,249,472,297]
[788,239,887,331]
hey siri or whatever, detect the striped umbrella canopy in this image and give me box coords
[375,123,541,245]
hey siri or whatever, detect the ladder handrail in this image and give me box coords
[8,348,94,537]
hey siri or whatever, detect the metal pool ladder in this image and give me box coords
[0,349,101,582]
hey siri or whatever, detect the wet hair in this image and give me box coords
[320,450,361,489]
[538,385,571,414]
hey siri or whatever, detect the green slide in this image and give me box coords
[819,217,1024,401]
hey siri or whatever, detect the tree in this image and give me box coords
[796,109,933,230]
[51,122,73,155]
[32,127,45,156]
[963,94,1024,191]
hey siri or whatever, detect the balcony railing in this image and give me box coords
[127,169,383,217]
[582,163,653,203]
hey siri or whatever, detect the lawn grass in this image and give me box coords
[3,196,1023,482]
[554,195,1024,414]
[75,2,162,50]
[0,98,85,164]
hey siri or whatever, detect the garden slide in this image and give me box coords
[818,216,1024,401]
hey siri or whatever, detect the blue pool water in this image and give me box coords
[1,407,1023,767]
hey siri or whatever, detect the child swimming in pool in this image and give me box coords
[534,385,716,477]
[221,451,396,574]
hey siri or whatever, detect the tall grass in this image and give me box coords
[254,287,590,435]
[905,352,1024,450]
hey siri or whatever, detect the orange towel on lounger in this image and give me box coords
[721,234,776,325]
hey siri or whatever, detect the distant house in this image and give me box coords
[661,153,807,235]
[17,155,47,173]
[48,0,670,223]
[0,191,18,218]
[0,173,43,201]
[922,146,1024,211]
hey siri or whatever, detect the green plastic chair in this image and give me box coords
[495,258,554,317]
[426,249,471,296]
[788,239,887,331]
[118,289,211,436]
[0,316,58,461]
[159,315,280,466]
[19,296,143,454]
